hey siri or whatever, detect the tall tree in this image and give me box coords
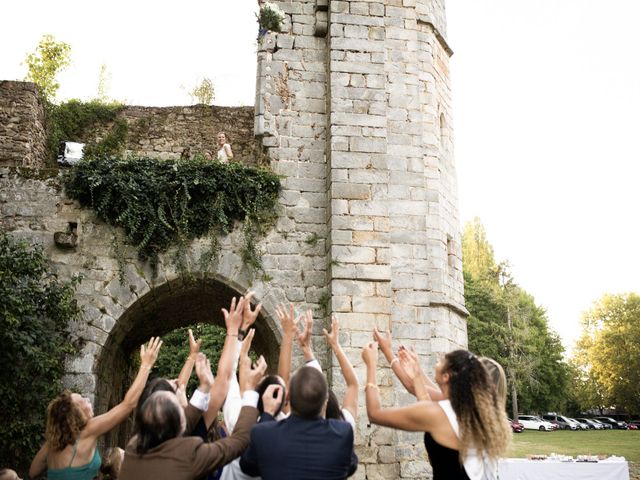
[573,293,640,413]
[463,219,571,415]
[23,34,71,102]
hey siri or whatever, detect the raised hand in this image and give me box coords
[261,384,284,417]
[398,347,423,380]
[188,329,202,358]
[296,310,313,350]
[195,353,214,392]
[242,291,262,332]
[373,327,394,363]
[322,315,339,349]
[140,337,163,369]
[240,353,267,393]
[240,328,256,357]
[276,303,299,338]
[361,341,379,368]
[222,296,246,335]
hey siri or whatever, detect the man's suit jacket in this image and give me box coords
[119,406,258,480]
[239,414,358,480]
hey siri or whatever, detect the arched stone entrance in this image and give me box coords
[94,275,281,447]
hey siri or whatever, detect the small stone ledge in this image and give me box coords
[429,294,469,317]
[416,19,454,57]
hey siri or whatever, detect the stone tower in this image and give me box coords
[0,0,466,477]
[255,0,467,476]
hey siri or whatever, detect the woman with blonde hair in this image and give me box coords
[362,343,510,480]
[29,337,162,480]
[216,132,233,163]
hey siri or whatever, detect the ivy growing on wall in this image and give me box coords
[45,99,127,162]
[64,156,281,275]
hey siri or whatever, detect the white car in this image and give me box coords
[568,418,589,430]
[518,415,555,431]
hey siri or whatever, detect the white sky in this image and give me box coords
[2,1,638,352]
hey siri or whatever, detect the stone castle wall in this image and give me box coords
[1,1,466,477]
[109,105,262,162]
[0,81,261,165]
[253,1,466,478]
[0,81,47,168]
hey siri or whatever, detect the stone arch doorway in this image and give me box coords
[94,275,281,447]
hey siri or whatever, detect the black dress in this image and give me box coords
[424,432,471,480]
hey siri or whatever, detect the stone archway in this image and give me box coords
[94,275,281,447]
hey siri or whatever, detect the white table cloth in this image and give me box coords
[498,458,629,480]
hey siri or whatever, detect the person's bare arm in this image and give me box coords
[83,337,162,439]
[324,316,358,419]
[224,144,234,159]
[276,304,298,385]
[203,296,245,427]
[373,327,417,395]
[398,347,443,401]
[29,443,48,478]
[297,310,315,362]
[361,341,436,432]
[177,328,202,387]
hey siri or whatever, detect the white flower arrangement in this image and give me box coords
[258,2,286,34]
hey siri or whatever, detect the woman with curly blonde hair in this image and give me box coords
[362,344,510,480]
[29,337,162,480]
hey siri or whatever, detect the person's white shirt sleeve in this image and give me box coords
[222,339,244,434]
[189,388,210,411]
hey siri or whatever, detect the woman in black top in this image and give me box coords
[362,342,510,480]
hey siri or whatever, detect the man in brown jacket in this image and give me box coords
[119,351,274,480]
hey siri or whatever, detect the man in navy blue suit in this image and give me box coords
[239,366,358,479]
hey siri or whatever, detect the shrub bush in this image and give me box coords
[0,232,80,472]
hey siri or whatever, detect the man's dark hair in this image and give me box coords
[256,375,286,417]
[136,391,183,455]
[289,366,328,419]
[134,377,175,433]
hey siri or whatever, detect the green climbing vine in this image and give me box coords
[45,99,127,162]
[64,156,281,275]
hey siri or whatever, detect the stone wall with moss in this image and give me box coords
[0,80,262,166]
[0,81,47,168]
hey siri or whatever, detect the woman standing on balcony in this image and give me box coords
[217,132,234,163]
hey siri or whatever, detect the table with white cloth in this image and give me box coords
[498,458,629,480]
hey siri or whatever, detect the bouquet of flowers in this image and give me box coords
[258,2,285,34]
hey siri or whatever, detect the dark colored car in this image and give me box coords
[508,418,524,433]
[595,416,628,429]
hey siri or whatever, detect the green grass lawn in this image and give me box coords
[509,430,640,462]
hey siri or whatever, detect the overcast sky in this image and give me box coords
[2,1,638,353]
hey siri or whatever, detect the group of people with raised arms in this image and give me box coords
[26,292,510,480]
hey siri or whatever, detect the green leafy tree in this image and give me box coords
[463,219,571,416]
[154,323,227,394]
[0,232,80,473]
[189,77,215,105]
[573,293,640,413]
[23,34,71,102]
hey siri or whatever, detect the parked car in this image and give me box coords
[575,418,604,430]
[595,417,628,429]
[591,419,613,430]
[568,418,589,430]
[628,423,639,430]
[508,418,524,433]
[518,415,555,431]
[542,414,577,430]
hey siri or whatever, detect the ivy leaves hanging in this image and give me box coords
[64,156,281,275]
